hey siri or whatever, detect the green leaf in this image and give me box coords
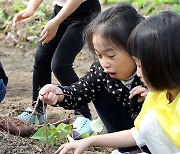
[81,132,90,138]
[56,123,73,138]
[91,132,98,136]
[31,125,57,145]
[31,126,49,143]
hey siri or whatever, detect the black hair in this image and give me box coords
[128,11,180,90]
[84,3,144,55]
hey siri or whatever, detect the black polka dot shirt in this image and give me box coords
[55,61,143,119]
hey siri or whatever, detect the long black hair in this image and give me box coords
[84,3,144,55]
[128,11,180,90]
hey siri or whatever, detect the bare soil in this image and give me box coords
[0,35,111,154]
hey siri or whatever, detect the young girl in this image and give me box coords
[38,3,149,153]
[53,11,180,154]
[13,0,101,120]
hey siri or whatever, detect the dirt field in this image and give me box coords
[0,34,111,153]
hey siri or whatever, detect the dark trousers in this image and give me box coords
[33,3,101,119]
[0,79,6,102]
[93,89,148,152]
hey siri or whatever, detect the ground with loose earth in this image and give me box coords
[0,35,112,154]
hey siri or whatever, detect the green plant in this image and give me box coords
[132,0,180,15]
[31,117,104,146]
[0,0,52,47]
[103,0,179,15]
[32,123,73,145]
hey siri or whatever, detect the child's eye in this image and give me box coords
[97,55,102,58]
[109,55,115,58]
[135,61,141,68]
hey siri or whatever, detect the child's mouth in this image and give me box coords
[108,73,117,78]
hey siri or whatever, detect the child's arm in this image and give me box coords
[39,0,84,44]
[55,130,136,154]
[13,0,43,27]
[39,62,104,109]
[129,86,148,103]
[38,84,65,106]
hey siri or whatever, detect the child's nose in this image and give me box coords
[102,60,110,69]
[136,67,141,77]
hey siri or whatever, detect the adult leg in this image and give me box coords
[93,89,139,152]
[51,21,81,85]
[18,26,66,122]
[51,20,91,119]
[33,5,68,111]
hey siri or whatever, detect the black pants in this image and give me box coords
[93,89,150,153]
[33,1,101,119]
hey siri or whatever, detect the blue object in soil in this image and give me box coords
[18,107,48,124]
[0,79,6,102]
[73,116,92,136]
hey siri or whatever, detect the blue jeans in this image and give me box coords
[0,79,6,102]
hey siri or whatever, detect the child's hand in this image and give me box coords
[39,18,59,44]
[129,86,148,103]
[38,84,64,106]
[55,138,91,154]
[13,9,34,28]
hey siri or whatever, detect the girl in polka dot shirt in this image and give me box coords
[39,3,149,153]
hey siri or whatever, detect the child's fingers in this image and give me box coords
[129,86,148,99]
[136,88,148,95]
[141,91,148,97]
[129,86,142,94]
[129,92,136,99]
[46,92,55,100]
[39,92,49,101]
[39,92,57,106]
[54,145,64,154]
[137,91,149,102]
[130,87,148,95]
[137,97,145,103]
[39,94,44,101]
[55,144,69,154]
[129,88,142,99]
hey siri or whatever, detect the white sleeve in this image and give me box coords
[131,127,146,148]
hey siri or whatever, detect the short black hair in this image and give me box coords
[84,3,144,55]
[128,11,180,90]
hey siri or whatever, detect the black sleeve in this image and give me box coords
[0,62,8,86]
[55,62,104,110]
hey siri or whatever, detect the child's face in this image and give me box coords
[134,57,153,91]
[135,58,180,94]
[92,34,136,80]
[133,58,144,82]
